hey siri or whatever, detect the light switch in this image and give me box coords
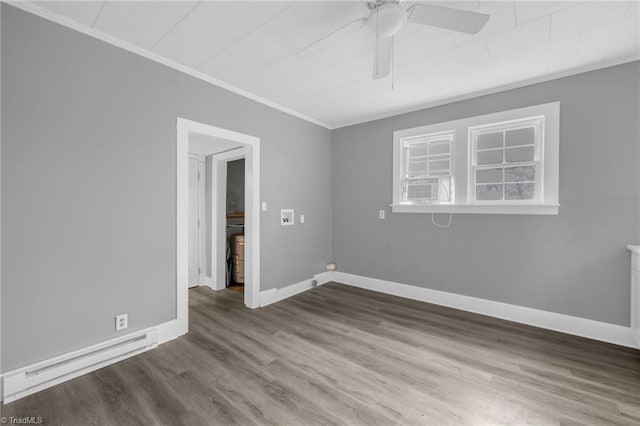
[379,210,385,219]
[261,202,267,211]
[300,214,305,224]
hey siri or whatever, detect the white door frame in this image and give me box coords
[187,153,204,288]
[177,118,261,335]
[187,152,209,288]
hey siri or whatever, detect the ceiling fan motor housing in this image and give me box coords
[367,3,406,38]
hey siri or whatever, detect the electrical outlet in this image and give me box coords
[379,210,385,219]
[261,201,267,211]
[115,314,128,331]
[300,214,305,224]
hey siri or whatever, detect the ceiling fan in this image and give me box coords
[297,1,490,80]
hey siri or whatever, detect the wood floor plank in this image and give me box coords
[2,282,639,425]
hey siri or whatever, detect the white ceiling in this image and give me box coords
[27,1,640,128]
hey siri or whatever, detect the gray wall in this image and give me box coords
[332,61,640,327]
[1,5,332,372]
[2,2,637,375]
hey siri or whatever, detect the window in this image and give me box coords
[402,131,454,204]
[469,116,543,204]
[392,102,559,215]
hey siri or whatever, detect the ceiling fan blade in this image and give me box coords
[408,4,490,34]
[373,36,393,79]
[297,18,367,59]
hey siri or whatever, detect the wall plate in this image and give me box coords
[281,209,295,226]
[115,314,128,331]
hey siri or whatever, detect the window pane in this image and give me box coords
[505,183,535,200]
[477,149,503,165]
[476,168,503,184]
[429,159,449,172]
[505,146,534,163]
[477,132,503,150]
[506,127,535,147]
[408,144,428,157]
[429,143,449,155]
[505,165,535,182]
[407,159,427,175]
[476,184,503,200]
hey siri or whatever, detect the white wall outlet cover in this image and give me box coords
[379,210,385,219]
[261,201,267,211]
[281,209,295,226]
[300,214,305,224]
[115,314,128,331]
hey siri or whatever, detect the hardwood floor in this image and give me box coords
[2,283,639,425]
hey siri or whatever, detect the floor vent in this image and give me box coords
[3,329,158,403]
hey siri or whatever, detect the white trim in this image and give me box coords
[206,155,219,290]
[314,271,334,286]
[1,320,177,404]
[629,246,640,347]
[187,153,207,288]
[332,56,640,129]
[259,272,334,307]
[156,319,181,346]
[260,278,315,307]
[177,120,190,336]
[6,1,331,130]
[197,158,206,286]
[631,269,640,347]
[244,139,261,309]
[177,118,261,315]
[0,0,4,396]
[391,203,559,215]
[330,271,638,349]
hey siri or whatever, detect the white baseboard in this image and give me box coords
[200,279,225,292]
[157,319,185,345]
[1,319,181,404]
[330,271,638,349]
[260,278,316,307]
[313,271,334,286]
[259,272,335,307]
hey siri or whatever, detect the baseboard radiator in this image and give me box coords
[3,329,159,404]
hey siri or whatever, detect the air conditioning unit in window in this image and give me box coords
[405,175,452,204]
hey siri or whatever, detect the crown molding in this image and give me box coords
[4,0,333,130]
[4,1,639,131]
[332,55,640,129]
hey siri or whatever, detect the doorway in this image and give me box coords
[208,148,246,292]
[177,118,261,335]
[187,143,245,290]
[223,157,246,292]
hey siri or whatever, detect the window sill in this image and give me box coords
[391,203,559,215]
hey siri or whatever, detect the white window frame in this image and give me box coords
[392,102,559,215]
[468,116,544,205]
[401,131,455,205]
